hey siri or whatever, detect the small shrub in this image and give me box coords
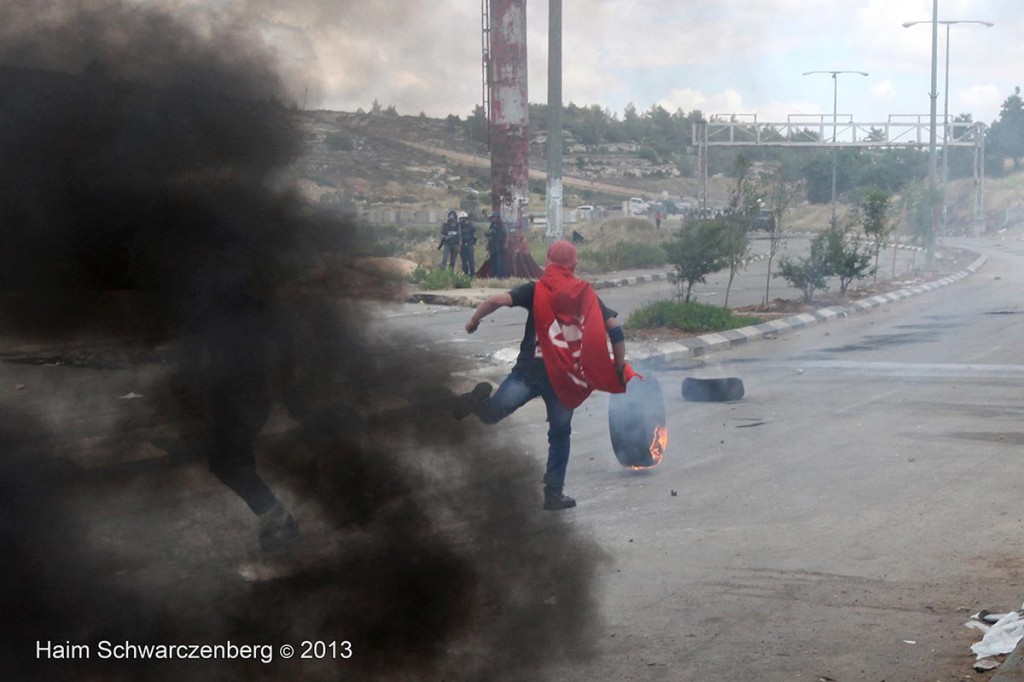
[325,132,354,151]
[625,300,763,333]
[638,146,659,163]
[577,249,611,273]
[775,231,831,302]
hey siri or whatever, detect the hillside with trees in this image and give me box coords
[296,87,1024,233]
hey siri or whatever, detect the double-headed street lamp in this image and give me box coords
[803,70,869,230]
[902,18,993,235]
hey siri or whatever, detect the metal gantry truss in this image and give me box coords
[694,115,987,233]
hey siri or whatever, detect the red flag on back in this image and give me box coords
[533,259,635,409]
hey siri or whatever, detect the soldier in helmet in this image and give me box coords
[458,211,477,276]
[485,211,507,278]
[438,210,460,271]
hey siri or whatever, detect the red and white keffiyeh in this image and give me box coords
[533,262,636,408]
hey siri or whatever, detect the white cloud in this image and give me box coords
[130,0,1022,125]
[657,88,745,116]
[959,84,1005,123]
[871,81,896,100]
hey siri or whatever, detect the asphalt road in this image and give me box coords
[383,235,1024,681]
[4,234,1015,681]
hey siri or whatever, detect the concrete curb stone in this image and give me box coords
[620,254,986,365]
[414,254,987,370]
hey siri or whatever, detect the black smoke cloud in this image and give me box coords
[0,1,606,681]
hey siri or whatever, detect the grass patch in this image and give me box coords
[408,266,473,290]
[578,240,666,272]
[625,300,764,333]
[528,237,667,274]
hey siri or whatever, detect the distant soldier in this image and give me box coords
[458,211,477,276]
[654,210,662,230]
[485,211,507,278]
[438,210,460,271]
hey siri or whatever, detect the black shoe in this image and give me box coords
[258,502,300,552]
[543,489,577,511]
[452,382,493,420]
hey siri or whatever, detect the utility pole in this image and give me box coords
[902,5,993,264]
[545,0,563,242]
[927,0,939,268]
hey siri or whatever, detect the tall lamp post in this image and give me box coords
[803,70,869,230]
[546,0,563,241]
[899,1,941,267]
[903,18,993,236]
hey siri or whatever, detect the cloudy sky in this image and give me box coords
[176,0,1020,126]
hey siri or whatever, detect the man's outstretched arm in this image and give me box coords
[466,292,513,333]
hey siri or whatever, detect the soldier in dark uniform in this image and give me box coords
[438,210,459,271]
[458,212,477,276]
[485,211,507,279]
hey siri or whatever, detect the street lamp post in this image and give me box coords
[903,19,993,237]
[803,70,869,230]
[901,0,937,268]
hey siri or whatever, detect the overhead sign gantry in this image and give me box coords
[693,114,987,233]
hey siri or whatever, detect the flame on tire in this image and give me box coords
[630,424,667,470]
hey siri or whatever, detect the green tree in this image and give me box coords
[987,86,1024,173]
[465,104,487,145]
[721,155,756,307]
[760,167,801,305]
[577,104,611,145]
[623,101,642,141]
[802,153,833,203]
[861,189,893,284]
[720,221,750,308]
[664,220,729,302]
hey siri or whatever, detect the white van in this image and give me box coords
[572,205,594,222]
[629,197,649,215]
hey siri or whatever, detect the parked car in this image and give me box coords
[573,205,594,222]
[629,197,649,215]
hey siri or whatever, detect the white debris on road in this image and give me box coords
[965,606,1024,658]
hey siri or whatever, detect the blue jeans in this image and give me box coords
[477,365,574,490]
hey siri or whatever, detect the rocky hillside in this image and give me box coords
[292,108,1023,235]
[292,109,712,219]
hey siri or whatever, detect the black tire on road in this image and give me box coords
[681,377,744,402]
[609,374,667,468]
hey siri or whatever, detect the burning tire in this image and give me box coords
[681,377,744,403]
[608,374,667,469]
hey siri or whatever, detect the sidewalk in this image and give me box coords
[404,266,675,308]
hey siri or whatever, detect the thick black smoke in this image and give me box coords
[0,2,606,681]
